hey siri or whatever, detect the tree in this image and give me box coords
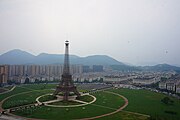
[84,79,89,83]
[161,77,168,81]
[92,79,98,83]
[24,78,30,84]
[161,97,174,105]
[99,78,103,83]
[35,79,40,84]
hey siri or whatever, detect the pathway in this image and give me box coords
[0,86,16,95]
[78,91,129,120]
[36,94,97,108]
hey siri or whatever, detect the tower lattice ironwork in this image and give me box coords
[54,40,80,101]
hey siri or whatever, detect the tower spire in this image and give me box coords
[63,40,70,75]
[54,40,80,101]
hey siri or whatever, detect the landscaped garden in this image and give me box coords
[1,84,180,120]
[107,88,180,120]
[11,91,124,120]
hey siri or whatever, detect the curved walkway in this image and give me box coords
[78,91,129,120]
[0,88,52,120]
[0,86,16,95]
[122,110,150,117]
[0,88,50,112]
[36,94,97,108]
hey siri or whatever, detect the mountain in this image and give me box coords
[0,49,124,65]
[35,53,64,64]
[110,64,180,72]
[141,64,180,72]
[0,49,35,64]
[72,55,124,65]
[1,50,180,72]
[111,65,141,71]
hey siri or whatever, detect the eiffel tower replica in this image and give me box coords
[54,40,80,101]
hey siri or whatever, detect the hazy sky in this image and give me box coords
[0,0,180,66]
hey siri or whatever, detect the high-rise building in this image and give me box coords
[45,65,50,76]
[0,65,9,85]
[82,66,91,73]
[31,65,36,76]
[18,65,24,76]
[26,65,32,76]
[8,65,14,76]
[39,65,46,75]
[57,65,63,76]
[93,65,103,72]
[35,65,40,76]
[7,64,84,84]
[71,65,83,74]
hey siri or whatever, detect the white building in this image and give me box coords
[176,83,180,93]
[159,82,167,89]
[166,82,176,91]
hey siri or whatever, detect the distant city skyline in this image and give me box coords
[0,0,180,66]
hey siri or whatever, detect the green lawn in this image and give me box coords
[92,91,124,109]
[12,90,125,119]
[77,95,94,102]
[3,84,178,120]
[108,88,180,120]
[4,86,14,90]
[14,105,114,120]
[0,86,30,102]
[38,94,56,102]
[97,111,148,120]
[77,89,88,93]
[20,84,56,90]
[49,100,82,105]
[2,89,53,109]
